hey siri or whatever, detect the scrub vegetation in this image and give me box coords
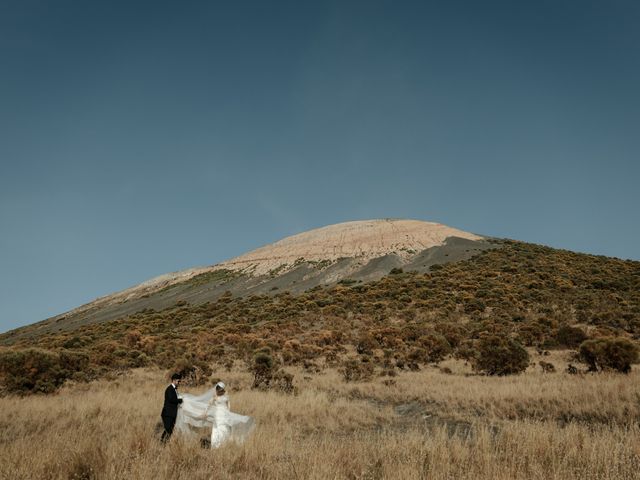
[1,240,638,395]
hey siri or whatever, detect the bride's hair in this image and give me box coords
[215,381,226,394]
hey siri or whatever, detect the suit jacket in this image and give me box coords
[161,384,182,418]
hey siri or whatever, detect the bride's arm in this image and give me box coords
[202,396,215,419]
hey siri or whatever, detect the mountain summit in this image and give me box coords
[219,219,482,276]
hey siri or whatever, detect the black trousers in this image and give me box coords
[161,415,176,443]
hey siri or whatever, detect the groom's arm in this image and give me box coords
[165,386,183,406]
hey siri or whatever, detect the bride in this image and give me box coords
[175,381,254,448]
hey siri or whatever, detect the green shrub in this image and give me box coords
[407,347,427,364]
[518,323,545,347]
[464,298,486,314]
[254,351,274,369]
[252,350,276,389]
[62,336,85,349]
[453,340,478,363]
[472,336,529,376]
[556,325,588,348]
[578,337,638,373]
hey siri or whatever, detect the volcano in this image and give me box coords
[3,219,493,339]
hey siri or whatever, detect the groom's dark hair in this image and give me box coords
[171,373,182,381]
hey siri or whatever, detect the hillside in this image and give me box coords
[3,219,492,340]
[1,238,638,393]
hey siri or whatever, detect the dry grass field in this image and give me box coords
[2,352,640,480]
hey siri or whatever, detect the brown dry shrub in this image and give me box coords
[0,348,89,394]
[340,357,375,382]
[539,361,556,373]
[251,350,295,393]
[272,370,295,394]
[310,330,339,346]
[370,327,403,349]
[124,329,142,348]
[416,332,452,363]
[172,358,212,386]
[281,348,300,365]
[434,322,468,348]
[355,334,377,356]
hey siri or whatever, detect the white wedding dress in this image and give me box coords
[175,389,254,448]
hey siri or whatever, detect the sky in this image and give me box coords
[1,0,639,332]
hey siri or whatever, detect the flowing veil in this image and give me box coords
[175,388,255,443]
[175,388,217,434]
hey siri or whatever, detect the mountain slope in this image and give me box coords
[2,240,638,383]
[3,219,492,340]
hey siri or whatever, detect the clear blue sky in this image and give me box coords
[1,0,639,332]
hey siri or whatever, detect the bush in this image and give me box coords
[62,336,85,349]
[454,340,478,363]
[0,348,89,394]
[578,337,639,373]
[251,350,295,393]
[472,336,530,376]
[272,370,295,394]
[518,323,545,347]
[434,322,468,349]
[355,334,377,356]
[556,325,588,348]
[416,332,452,363]
[340,358,374,382]
[538,361,556,373]
[464,298,486,314]
[252,350,276,389]
[173,358,212,386]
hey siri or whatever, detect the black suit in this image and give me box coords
[160,384,183,442]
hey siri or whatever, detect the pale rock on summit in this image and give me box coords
[217,219,482,276]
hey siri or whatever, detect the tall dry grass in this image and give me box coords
[1,359,640,479]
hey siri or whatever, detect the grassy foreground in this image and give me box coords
[2,355,640,480]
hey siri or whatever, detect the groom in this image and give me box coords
[160,373,183,443]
